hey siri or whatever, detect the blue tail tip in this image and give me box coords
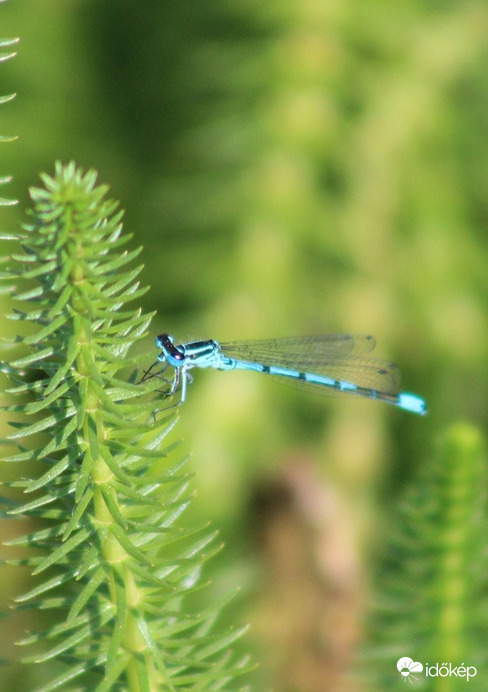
[398,392,427,415]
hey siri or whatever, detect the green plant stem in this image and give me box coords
[2,163,250,691]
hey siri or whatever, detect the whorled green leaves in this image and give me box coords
[0,33,18,207]
[362,423,488,691]
[1,163,250,691]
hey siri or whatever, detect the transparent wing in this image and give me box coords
[219,334,401,393]
[220,334,376,361]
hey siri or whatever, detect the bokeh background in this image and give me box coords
[1,1,488,690]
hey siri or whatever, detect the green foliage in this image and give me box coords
[1,163,250,691]
[0,31,18,207]
[363,423,488,690]
[2,2,488,688]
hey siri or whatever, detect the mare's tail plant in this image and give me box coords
[363,423,488,691]
[1,163,249,691]
[0,31,18,208]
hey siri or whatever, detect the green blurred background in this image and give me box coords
[2,1,488,690]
